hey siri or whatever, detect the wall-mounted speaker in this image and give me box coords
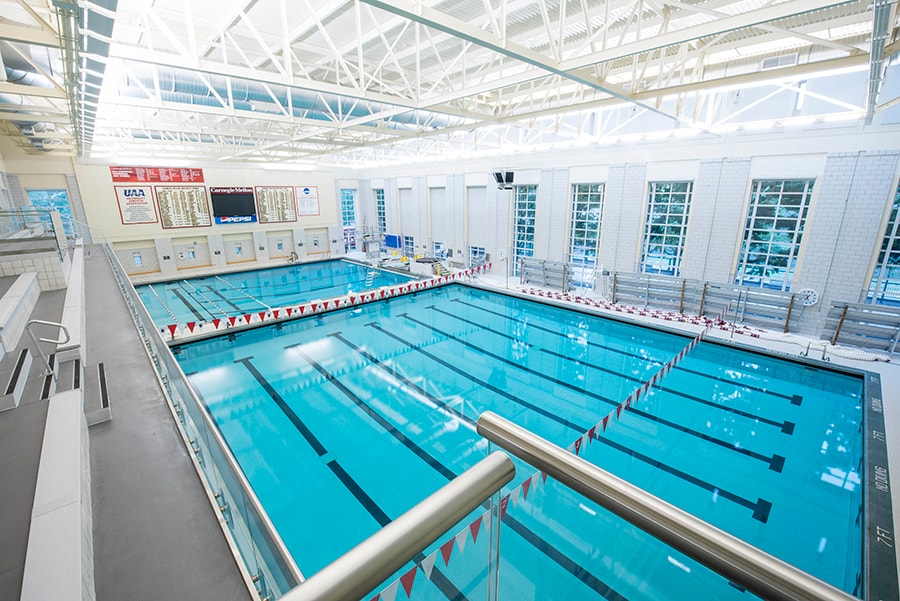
[493,171,514,190]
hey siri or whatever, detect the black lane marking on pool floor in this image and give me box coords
[433,303,797,435]
[449,298,801,405]
[317,335,666,598]
[235,356,467,601]
[205,285,243,312]
[538,344,795,440]
[328,332,473,425]
[537,344,795,436]
[404,313,786,470]
[285,347,632,601]
[170,286,208,321]
[356,322,771,522]
[360,322,587,434]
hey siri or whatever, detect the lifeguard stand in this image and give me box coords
[359,225,381,260]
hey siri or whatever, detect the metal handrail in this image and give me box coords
[25,320,70,378]
[98,242,305,590]
[476,411,859,601]
[282,451,515,601]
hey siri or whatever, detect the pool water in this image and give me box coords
[136,259,414,325]
[174,284,865,600]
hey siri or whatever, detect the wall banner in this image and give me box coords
[110,165,204,183]
[156,186,211,229]
[296,186,320,216]
[256,186,297,223]
[115,185,158,224]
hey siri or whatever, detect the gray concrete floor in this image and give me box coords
[84,246,250,601]
[0,275,17,297]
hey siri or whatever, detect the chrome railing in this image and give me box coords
[25,320,70,379]
[98,241,303,598]
[476,411,859,601]
[282,451,515,601]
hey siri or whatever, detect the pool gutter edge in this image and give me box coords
[863,372,899,601]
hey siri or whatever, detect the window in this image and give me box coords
[403,235,415,258]
[735,179,814,291]
[375,189,386,234]
[341,188,357,251]
[866,183,900,305]
[132,251,143,267]
[513,185,537,275]
[469,246,486,267]
[433,241,446,259]
[567,183,604,286]
[26,189,78,238]
[340,189,356,227]
[641,182,693,277]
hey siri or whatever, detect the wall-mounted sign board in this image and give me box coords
[110,166,205,183]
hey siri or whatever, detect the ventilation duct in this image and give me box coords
[1,67,64,151]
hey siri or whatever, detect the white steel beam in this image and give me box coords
[0,23,59,47]
[559,0,858,71]
[0,82,67,98]
[357,0,685,122]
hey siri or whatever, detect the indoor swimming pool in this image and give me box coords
[135,259,414,325]
[170,283,880,600]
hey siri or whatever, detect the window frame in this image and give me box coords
[640,181,693,277]
[734,179,815,292]
[567,183,604,287]
[866,183,900,305]
[512,184,537,275]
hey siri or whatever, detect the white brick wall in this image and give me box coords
[680,158,752,282]
[535,169,570,262]
[794,150,900,332]
[599,163,647,272]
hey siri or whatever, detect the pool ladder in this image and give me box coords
[364,265,377,287]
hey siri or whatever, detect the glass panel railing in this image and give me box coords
[361,503,498,601]
[100,241,303,598]
[0,208,74,240]
[283,452,513,601]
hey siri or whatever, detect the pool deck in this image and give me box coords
[2,255,898,600]
[83,247,251,601]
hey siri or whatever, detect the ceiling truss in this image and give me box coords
[0,0,897,164]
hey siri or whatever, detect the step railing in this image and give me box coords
[25,319,70,379]
[476,411,860,601]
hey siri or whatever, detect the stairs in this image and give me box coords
[432,261,451,277]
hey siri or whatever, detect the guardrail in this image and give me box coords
[281,451,514,601]
[25,320,70,379]
[99,242,303,599]
[476,411,859,601]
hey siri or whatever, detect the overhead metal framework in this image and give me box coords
[1,0,898,165]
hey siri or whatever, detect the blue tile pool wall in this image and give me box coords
[171,284,890,600]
